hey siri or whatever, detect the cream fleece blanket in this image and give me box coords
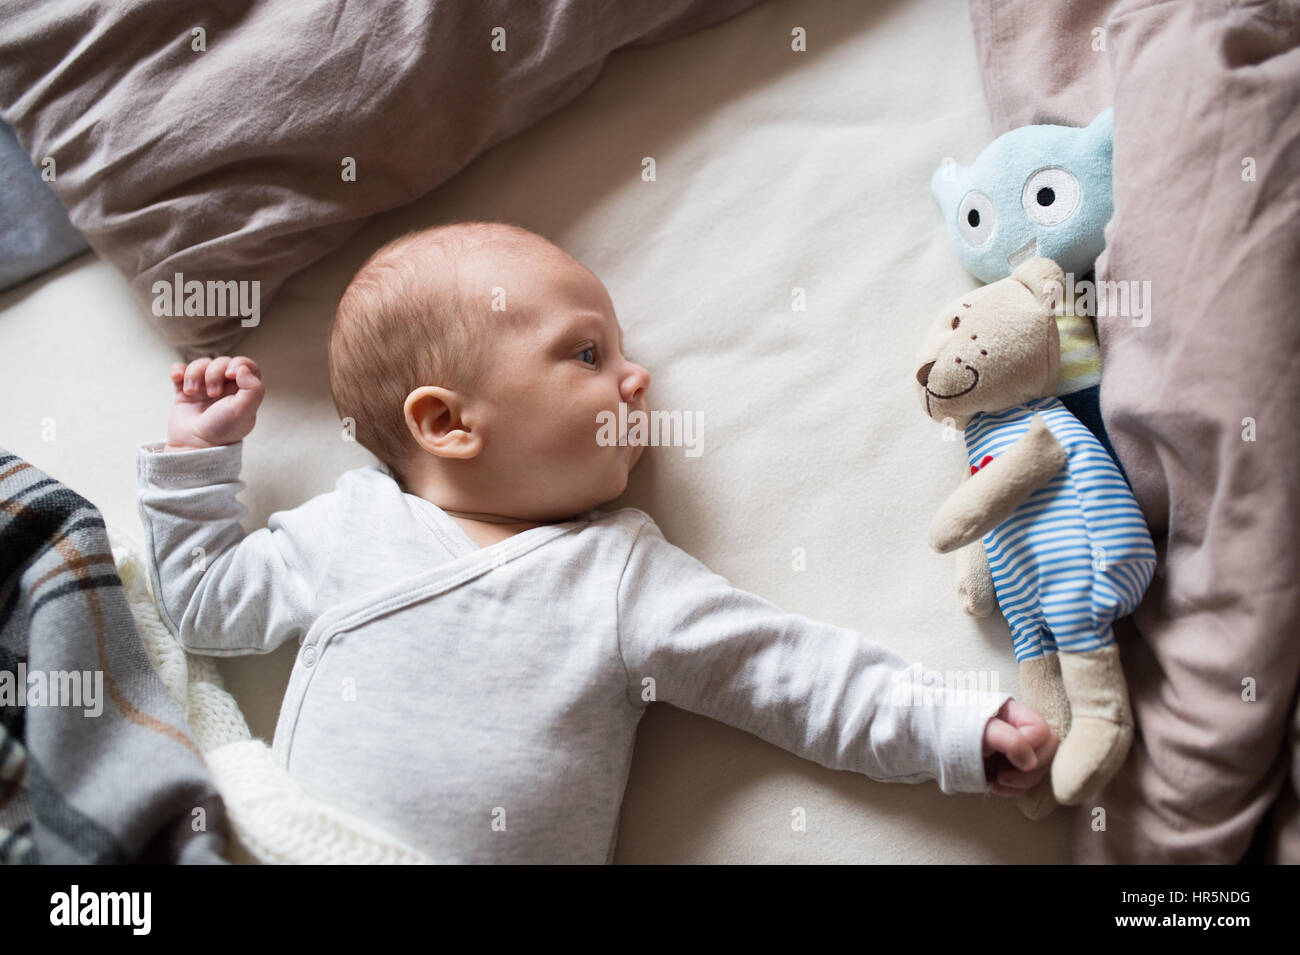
[109,522,431,864]
[0,0,1066,861]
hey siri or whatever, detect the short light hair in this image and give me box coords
[328,220,562,486]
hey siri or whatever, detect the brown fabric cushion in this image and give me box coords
[0,0,764,358]
[970,0,1300,862]
[968,0,1120,134]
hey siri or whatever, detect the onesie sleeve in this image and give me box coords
[614,516,1013,795]
[135,440,336,656]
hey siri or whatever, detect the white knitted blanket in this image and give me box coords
[108,523,432,864]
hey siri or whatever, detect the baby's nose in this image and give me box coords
[623,365,651,402]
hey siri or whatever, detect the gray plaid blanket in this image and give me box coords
[0,448,229,863]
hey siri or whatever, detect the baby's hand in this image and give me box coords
[981,699,1057,797]
[164,356,265,451]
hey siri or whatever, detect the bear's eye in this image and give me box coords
[951,316,960,329]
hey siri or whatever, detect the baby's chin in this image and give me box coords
[518,476,624,523]
[522,449,641,520]
[586,456,638,511]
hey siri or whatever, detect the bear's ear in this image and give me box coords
[1011,257,1066,311]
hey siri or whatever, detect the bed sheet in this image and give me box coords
[0,0,1068,862]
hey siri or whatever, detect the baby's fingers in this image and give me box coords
[993,722,1059,791]
[204,356,234,397]
[226,361,266,414]
[984,718,1038,773]
[227,356,261,380]
[232,364,265,399]
[990,779,1039,797]
[178,357,213,397]
[994,762,1049,790]
[998,699,1052,740]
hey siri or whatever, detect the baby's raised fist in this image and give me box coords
[164,355,265,451]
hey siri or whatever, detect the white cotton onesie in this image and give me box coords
[135,440,1013,863]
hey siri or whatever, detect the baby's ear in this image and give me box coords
[1010,257,1066,311]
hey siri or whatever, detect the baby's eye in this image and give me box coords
[575,346,597,365]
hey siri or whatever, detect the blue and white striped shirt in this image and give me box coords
[964,397,1156,660]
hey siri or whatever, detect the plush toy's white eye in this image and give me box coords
[1022,167,1081,226]
[957,190,996,247]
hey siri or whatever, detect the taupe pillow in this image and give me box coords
[0,0,764,357]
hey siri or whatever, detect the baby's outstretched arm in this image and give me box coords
[615,516,1032,796]
[138,355,335,655]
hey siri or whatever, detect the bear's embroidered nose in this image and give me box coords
[916,361,935,387]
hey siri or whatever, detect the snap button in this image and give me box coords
[302,645,317,667]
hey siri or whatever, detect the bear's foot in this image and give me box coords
[1050,645,1133,806]
[1013,653,1070,820]
[1017,778,1059,820]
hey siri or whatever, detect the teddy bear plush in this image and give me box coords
[930,108,1120,469]
[914,256,1156,818]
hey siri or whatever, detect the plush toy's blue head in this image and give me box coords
[931,108,1113,284]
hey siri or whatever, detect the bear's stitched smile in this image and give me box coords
[923,366,979,418]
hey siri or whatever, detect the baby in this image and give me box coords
[137,221,1056,863]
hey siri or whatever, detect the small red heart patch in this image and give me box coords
[970,455,994,475]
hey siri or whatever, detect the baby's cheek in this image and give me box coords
[540,421,599,477]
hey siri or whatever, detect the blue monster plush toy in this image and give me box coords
[930,109,1120,469]
[931,108,1114,283]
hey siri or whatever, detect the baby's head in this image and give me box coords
[328,222,651,522]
